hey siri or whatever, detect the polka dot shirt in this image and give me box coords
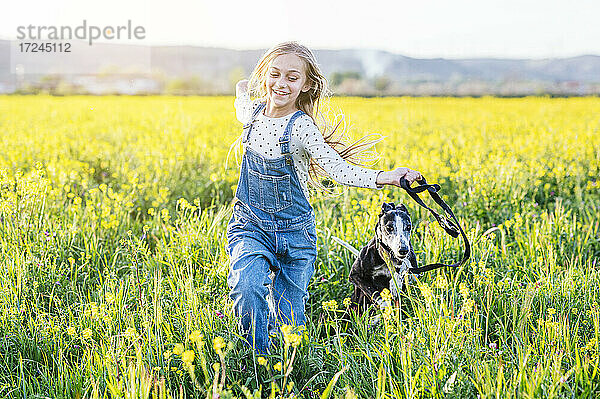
[234,93,384,200]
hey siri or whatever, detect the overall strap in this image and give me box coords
[279,110,304,163]
[242,101,267,143]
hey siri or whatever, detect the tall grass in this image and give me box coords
[0,95,599,398]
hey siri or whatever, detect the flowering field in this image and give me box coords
[0,95,599,398]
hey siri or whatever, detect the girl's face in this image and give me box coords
[265,53,311,113]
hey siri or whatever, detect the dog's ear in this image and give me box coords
[396,203,408,213]
[379,202,395,216]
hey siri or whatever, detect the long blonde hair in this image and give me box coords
[229,41,383,194]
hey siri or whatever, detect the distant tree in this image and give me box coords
[374,75,391,93]
[330,71,362,87]
[54,81,79,96]
[336,78,372,96]
[165,78,186,95]
[39,75,62,92]
[165,76,211,95]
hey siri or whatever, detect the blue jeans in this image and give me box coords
[226,204,317,354]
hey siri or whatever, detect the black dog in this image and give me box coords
[348,202,418,314]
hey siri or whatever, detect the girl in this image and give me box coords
[226,42,422,354]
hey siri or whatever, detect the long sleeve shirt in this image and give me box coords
[234,92,383,200]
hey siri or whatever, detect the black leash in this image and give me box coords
[400,177,471,274]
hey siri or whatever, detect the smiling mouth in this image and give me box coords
[272,89,289,96]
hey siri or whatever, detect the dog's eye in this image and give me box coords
[405,225,411,231]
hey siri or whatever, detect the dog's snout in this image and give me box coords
[398,248,408,256]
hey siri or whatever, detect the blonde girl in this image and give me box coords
[226,41,421,354]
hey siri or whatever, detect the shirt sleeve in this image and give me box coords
[299,120,384,189]
[234,92,252,124]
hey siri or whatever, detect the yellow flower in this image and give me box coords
[484,268,494,285]
[85,303,99,319]
[274,361,282,372]
[381,288,392,302]
[286,333,302,348]
[548,308,556,316]
[160,208,170,223]
[181,350,195,364]
[66,326,76,337]
[420,283,434,306]
[125,327,137,339]
[459,282,469,300]
[105,292,116,304]
[584,338,597,352]
[322,300,338,311]
[461,298,475,314]
[257,356,267,366]
[173,343,185,355]
[281,324,293,339]
[189,330,203,344]
[213,336,226,354]
[163,350,172,360]
[434,273,448,290]
[343,297,352,307]
[81,328,92,339]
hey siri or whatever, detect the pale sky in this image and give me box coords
[3,0,599,59]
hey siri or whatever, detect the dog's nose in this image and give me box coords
[398,248,408,256]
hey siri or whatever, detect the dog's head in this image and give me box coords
[376,202,412,267]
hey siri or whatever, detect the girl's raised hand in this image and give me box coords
[236,79,249,96]
[376,167,423,187]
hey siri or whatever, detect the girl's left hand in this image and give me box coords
[377,167,423,187]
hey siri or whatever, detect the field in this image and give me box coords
[0,95,599,398]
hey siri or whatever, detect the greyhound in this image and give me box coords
[335,202,418,314]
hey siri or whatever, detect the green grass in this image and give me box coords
[0,95,599,398]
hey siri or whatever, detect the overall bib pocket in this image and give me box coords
[248,169,292,213]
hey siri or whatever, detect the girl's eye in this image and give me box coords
[289,77,297,81]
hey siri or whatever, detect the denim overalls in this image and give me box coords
[226,101,317,354]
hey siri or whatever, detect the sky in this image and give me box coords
[3,0,600,59]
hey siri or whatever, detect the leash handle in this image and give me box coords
[400,178,459,237]
[400,176,471,274]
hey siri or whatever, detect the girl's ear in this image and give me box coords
[301,81,312,93]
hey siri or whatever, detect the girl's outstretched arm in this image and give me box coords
[300,121,421,189]
[300,121,383,189]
